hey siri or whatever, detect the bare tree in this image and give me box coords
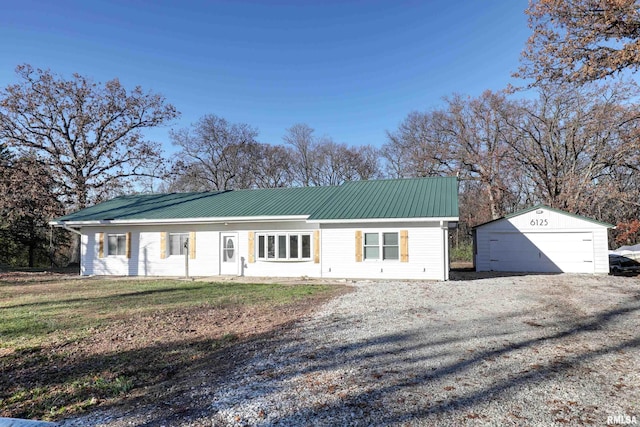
[382,111,452,179]
[503,81,640,218]
[284,123,379,186]
[308,139,379,186]
[0,64,179,209]
[169,114,261,191]
[382,91,522,219]
[516,0,640,85]
[352,144,382,181]
[253,144,295,188]
[283,123,316,186]
[437,91,523,219]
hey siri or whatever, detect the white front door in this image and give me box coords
[220,233,238,275]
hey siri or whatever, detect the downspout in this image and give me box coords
[441,220,450,281]
[56,222,82,236]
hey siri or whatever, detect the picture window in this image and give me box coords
[257,233,312,260]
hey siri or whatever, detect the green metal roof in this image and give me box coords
[53,177,459,223]
[308,176,459,220]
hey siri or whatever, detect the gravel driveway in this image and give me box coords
[63,273,640,426]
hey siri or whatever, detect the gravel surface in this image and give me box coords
[61,273,640,426]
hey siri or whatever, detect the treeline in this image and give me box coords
[166,120,381,191]
[382,82,640,243]
[162,81,640,250]
[1,65,639,267]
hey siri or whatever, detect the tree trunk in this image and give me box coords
[487,184,500,220]
[28,240,35,268]
[68,233,81,266]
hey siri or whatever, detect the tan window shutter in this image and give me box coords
[248,232,255,263]
[313,230,320,264]
[126,232,132,259]
[355,230,363,262]
[400,230,409,262]
[98,233,104,258]
[189,232,196,259]
[160,232,167,259]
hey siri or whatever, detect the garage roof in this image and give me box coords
[473,204,614,229]
[52,176,459,224]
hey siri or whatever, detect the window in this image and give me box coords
[302,235,311,258]
[223,236,235,262]
[278,235,287,258]
[107,234,126,256]
[267,235,275,259]
[363,232,399,261]
[364,233,379,260]
[257,233,312,260]
[169,233,189,256]
[258,235,265,258]
[289,235,298,258]
[383,232,399,260]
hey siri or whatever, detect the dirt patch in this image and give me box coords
[0,275,352,421]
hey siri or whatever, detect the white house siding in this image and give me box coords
[82,225,219,276]
[320,222,449,281]
[475,208,610,274]
[236,221,321,278]
[80,221,322,278]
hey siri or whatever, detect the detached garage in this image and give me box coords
[473,205,613,274]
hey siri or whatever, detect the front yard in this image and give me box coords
[0,272,349,420]
[3,272,640,426]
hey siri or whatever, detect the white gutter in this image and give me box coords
[50,216,460,227]
[56,222,82,235]
[49,215,310,227]
[308,217,459,224]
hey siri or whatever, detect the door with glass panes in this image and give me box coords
[220,233,238,275]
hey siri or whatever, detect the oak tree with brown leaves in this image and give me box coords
[0,147,65,267]
[517,0,640,85]
[0,64,179,210]
[383,81,640,232]
[615,219,640,245]
[503,81,640,218]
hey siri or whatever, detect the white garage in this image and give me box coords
[473,205,613,274]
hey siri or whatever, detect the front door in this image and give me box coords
[220,233,238,275]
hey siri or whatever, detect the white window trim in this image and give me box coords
[256,232,312,261]
[363,231,400,262]
[168,232,189,257]
[107,233,127,257]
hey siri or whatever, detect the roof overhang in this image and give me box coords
[308,216,459,224]
[472,204,614,229]
[49,215,310,227]
[50,215,460,228]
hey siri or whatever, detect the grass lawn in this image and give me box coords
[0,273,347,420]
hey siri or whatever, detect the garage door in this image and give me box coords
[489,232,594,273]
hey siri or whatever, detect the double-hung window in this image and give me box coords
[107,234,127,256]
[257,233,311,260]
[364,232,399,261]
[169,233,189,256]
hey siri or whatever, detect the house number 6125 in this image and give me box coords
[530,219,548,226]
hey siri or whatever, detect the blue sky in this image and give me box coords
[0,0,531,153]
